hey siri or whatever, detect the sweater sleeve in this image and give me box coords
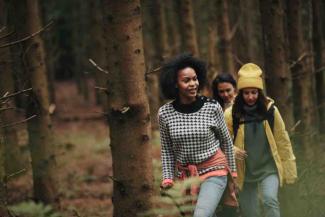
[158,111,175,180]
[214,104,237,174]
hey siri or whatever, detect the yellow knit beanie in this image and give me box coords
[237,63,263,90]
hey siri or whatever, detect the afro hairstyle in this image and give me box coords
[159,53,207,99]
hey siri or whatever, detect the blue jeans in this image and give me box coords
[194,175,227,217]
[239,174,280,217]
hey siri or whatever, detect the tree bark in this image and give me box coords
[179,0,200,56]
[215,0,236,77]
[165,0,182,56]
[103,1,153,216]
[25,0,58,204]
[312,0,325,134]
[0,129,9,216]
[260,0,294,127]
[287,0,317,159]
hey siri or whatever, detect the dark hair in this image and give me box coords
[232,89,268,119]
[159,53,207,99]
[211,73,237,108]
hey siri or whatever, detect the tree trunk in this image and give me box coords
[0,129,9,216]
[215,0,236,77]
[89,0,108,110]
[312,0,325,134]
[103,1,153,216]
[242,0,264,68]
[287,0,317,159]
[141,0,165,130]
[25,0,58,204]
[0,0,27,175]
[179,0,200,56]
[165,0,182,56]
[260,0,294,127]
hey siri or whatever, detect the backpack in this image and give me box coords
[232,104,275,140]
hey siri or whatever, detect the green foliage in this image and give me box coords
[9,201,62,217]
[140,177,200,217]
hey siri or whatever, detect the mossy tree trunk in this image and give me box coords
[103,0,154,216]
[25,0,58,204]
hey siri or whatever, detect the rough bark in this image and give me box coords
[25,0,58,204]
[0,129,9,216]
[179,0,200,56]
[215,0,236,77]
[312,0,325,134]
[103,1,154,216]
[287,0,317,158]
[260,0,294,127]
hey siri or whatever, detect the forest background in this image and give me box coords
[0,0,324,217]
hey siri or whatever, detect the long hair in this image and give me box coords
[211,73,237,108]
[232,89,268,119]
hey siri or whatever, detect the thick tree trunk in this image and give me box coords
[312,0,325,134]
[25,0,58,204]
[215,0,236,77]
[287,0,317,159]
[179,0,200,56]
[103,1,153,216]
[260,0,294,127]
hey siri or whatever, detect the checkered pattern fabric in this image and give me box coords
[158,96,236,180]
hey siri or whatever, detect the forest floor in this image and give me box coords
[6,80,162,217]
[6,79,325,217]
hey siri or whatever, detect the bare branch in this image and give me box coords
[228,21,239,41]
[232,53,244,66]
[0,115,37,128]
[289,52,309,68]
[0,88,32,101]
[0,107,15,112]
[0,21,53,49]
[145,66,162,76]
[94,86,109,95]
[0,30,14,40]
[6,168,27,180]
[89,58,109,74]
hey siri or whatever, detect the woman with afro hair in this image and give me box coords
[158,53,238,217]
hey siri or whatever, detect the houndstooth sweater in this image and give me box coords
[158,96,236,180]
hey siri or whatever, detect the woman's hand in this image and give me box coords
[160,179,174,190]
[235,147,247,160]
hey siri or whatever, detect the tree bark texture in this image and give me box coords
[103,1,154,216]
[260,0,294,127]
[165,0,182,56]
[215,0,236,77]
[179,0,200,56]
[25,0,58,204]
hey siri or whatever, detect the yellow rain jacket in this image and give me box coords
[224,100,297,190]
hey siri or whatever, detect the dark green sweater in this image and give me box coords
[243,105,277,182]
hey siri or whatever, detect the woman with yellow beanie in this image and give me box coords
[224,63,297,217]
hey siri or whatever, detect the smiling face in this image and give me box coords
[242,88,259,106]
[176,67,199,104]
[217,82,236,104]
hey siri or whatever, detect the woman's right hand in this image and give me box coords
[234,147,247,160]
[160,179,174,190]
